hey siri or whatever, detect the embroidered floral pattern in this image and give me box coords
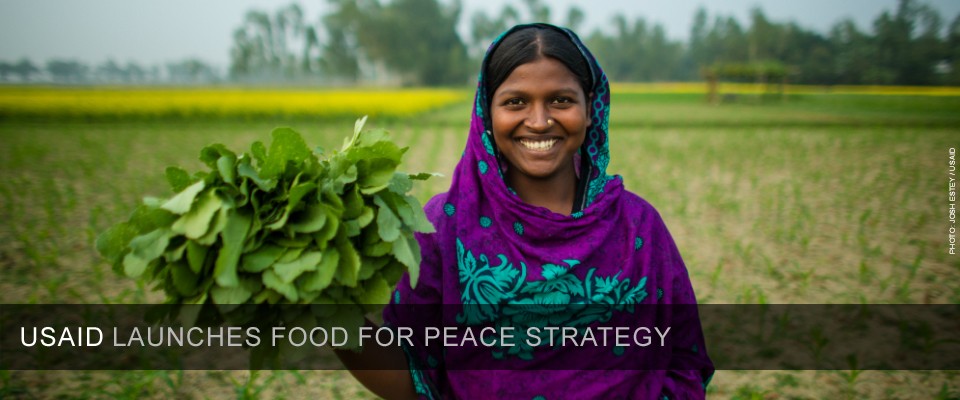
[455,238,648,360]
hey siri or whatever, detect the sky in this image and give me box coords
[1,0,959,70]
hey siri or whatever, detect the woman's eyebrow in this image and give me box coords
[495,87,581,98]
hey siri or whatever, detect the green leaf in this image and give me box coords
[186,241,208,274]
[358,256,389,280]
[171,189,223,239]
[241,244,284,273]
[217,154,238,186]
[387,172,413,194]
[391,234,421,288]
[409,172,442,181]
[214,211,252,288]
[237,159,276,191]
[273,251,321,284]
[402,195,435,233]
[95,222,139,264]
[251,141,267,164]
[165,167,194,193]
[338,165,358,186]
[356,128,391,148]
[260,127,312,180]
[128,228,173,263]
[211,284,252,305]
[334,229,360,286]
[356,206,375,229]
[128,205,177,233]
[381,259,405,284]
[361,240,392,257]
[161,180,205,215]
[265,181,316,230]
[357,274,391,305]
[164,240,187,262]
[357,158,399,194]
[263,270,298,302]
[122,252,150,278]
[272,234,312,248]
[342,115,368,151]
[287,203,327,233]
[194,206,228,246]
[171,261,199,296]
[199,143,236,169]
[276,247,304,265]
[300,247,339,292]
[342,185,363,219]
[373,195,402,242]
[313,208,340,246]
[321,186,345,213]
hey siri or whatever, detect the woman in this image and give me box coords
[338,23,714,399]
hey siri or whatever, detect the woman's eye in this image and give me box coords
[504,98,525,106]
[552,97,573,104]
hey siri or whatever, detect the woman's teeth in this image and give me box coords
[519,138,559,151]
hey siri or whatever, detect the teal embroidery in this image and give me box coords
[478,160,489,174]
[454,238,648,360]
[635,236,644,250]
[481,130,496,156]
[479,216,492,228]
[571,211,584,219]
[692,344,698,353]
[613,345,625,356]
[581,74,612,209]
[394,290,400,304]
[427,355,439,368]
[443,203,456,216]
[657,287,664,301]
[532,396,546,400]
[513,221,524,236]
[475,95,484,120]
[402,344,436,399]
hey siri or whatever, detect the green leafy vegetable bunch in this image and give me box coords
[96,117,435,335]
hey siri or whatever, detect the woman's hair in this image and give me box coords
[485,26,593,103]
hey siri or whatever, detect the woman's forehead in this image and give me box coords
[493,58,584,95]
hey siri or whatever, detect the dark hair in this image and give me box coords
[485,26,593,105]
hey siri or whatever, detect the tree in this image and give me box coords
[830,19,872,84]
[167,59,219,84]
[96,59,124,82]
[46,59,89,83]
[229,3,316,81]
[947,13,960,84]
[565,6,585,32]
[12,58,40,82]
[344,0,470,85]
[522,0,550,24]
[468,5,520,60]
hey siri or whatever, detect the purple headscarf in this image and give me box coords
[384,23,713,399]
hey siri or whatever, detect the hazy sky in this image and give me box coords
[2,0,959,70]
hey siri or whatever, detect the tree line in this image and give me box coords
[228,0,960,86]
[3,0,958,86]
[0,58,220,84]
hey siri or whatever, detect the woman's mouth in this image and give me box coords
[518,138,559,151]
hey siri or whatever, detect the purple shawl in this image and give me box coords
[384,23,713,399]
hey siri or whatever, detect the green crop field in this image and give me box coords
[1,88,958,399]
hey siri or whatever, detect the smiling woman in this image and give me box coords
[491,55,590,215]
[337,23,715,400]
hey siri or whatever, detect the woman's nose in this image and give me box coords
[524,104,552,132]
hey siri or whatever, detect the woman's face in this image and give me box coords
[490,56,590,184]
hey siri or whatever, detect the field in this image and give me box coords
[1,85,959,399]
